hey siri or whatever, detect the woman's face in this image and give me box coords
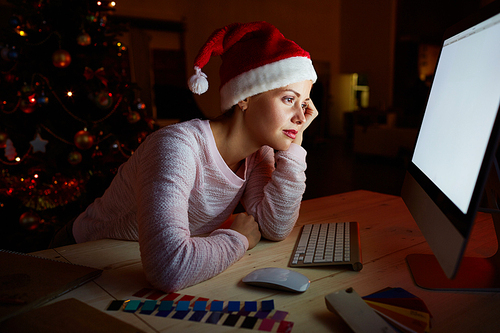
[242,80,313,151]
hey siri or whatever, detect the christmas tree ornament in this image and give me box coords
[19,211,40,231]
[74,130,94,150]
[1,47,11,61]
[30,133,49,153]
[77,31,91,46]
[0,131,8,148]
[8,16,21,28]
[52,49,71,68]
[3,73,16,83]
[5,139,17,161]
[20,98,36,113]
[84,67,108,86]
[94,90,113,109]
[7,48,19,60]
[127,110,140,123]
[68,150,82,165]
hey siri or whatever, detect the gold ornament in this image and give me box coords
[68,151,83,165]
[74,130,94,150]
[77,32,91,46]
[127,111,141,123]
[52,49,72,68]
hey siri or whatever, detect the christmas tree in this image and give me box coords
[0,0,156,252]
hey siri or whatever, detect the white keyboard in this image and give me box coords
[289,222,363,271]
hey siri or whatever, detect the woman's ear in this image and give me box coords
[238,98,249,112]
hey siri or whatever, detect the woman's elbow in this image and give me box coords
[261,229,291,242]
[145,269,188,293]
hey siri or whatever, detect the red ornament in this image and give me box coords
[19,211,40,231]
[52,49,71,68]
[94,90,113,109]
[74,130,94,150]
[20,99,36,114]
[3,73,16,83]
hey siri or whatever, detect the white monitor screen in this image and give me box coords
[412,12,500,214]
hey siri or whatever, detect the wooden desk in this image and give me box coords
[31,190,500,332]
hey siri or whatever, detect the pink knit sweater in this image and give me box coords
[73,119,307,292]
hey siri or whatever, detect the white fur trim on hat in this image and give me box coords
[220,56,317,110]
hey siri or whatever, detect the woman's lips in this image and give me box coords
[283,129,298,139]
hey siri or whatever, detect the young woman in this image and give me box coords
[66,21,318,292]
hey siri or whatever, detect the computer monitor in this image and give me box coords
[401,0,500,291]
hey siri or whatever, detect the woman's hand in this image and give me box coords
[230,213,261,249]
[293,99,319,146]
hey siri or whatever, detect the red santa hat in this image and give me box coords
[188,21,317,110]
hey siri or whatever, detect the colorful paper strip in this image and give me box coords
[241,316,259,329]
[223,314,240,327]
[206,311,223,324]
[176,301,190,311]
[189,310,207,322]
[146,290,165,300]
[107,300,125,311]
[193,301,207,311]
[261,300,275,312]
[161,293,180,301]
[111,289,293,331]
[245,301,258,312]
[141,300,157,313]
[172,310,190,320]
[259,318,276,331]
[124,300,141,312]
[210,300,224,312]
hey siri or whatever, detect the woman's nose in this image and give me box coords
[293,107,306,125]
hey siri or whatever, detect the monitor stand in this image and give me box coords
[406,159,500,291]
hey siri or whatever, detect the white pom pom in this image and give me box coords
[188,66,209,95]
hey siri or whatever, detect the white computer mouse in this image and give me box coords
[242,267,310,293]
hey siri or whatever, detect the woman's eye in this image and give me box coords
[283,97,294,104]
[301,103,308,111]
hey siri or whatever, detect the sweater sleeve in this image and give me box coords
[135,131,249,292]
[242,143,307,241]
